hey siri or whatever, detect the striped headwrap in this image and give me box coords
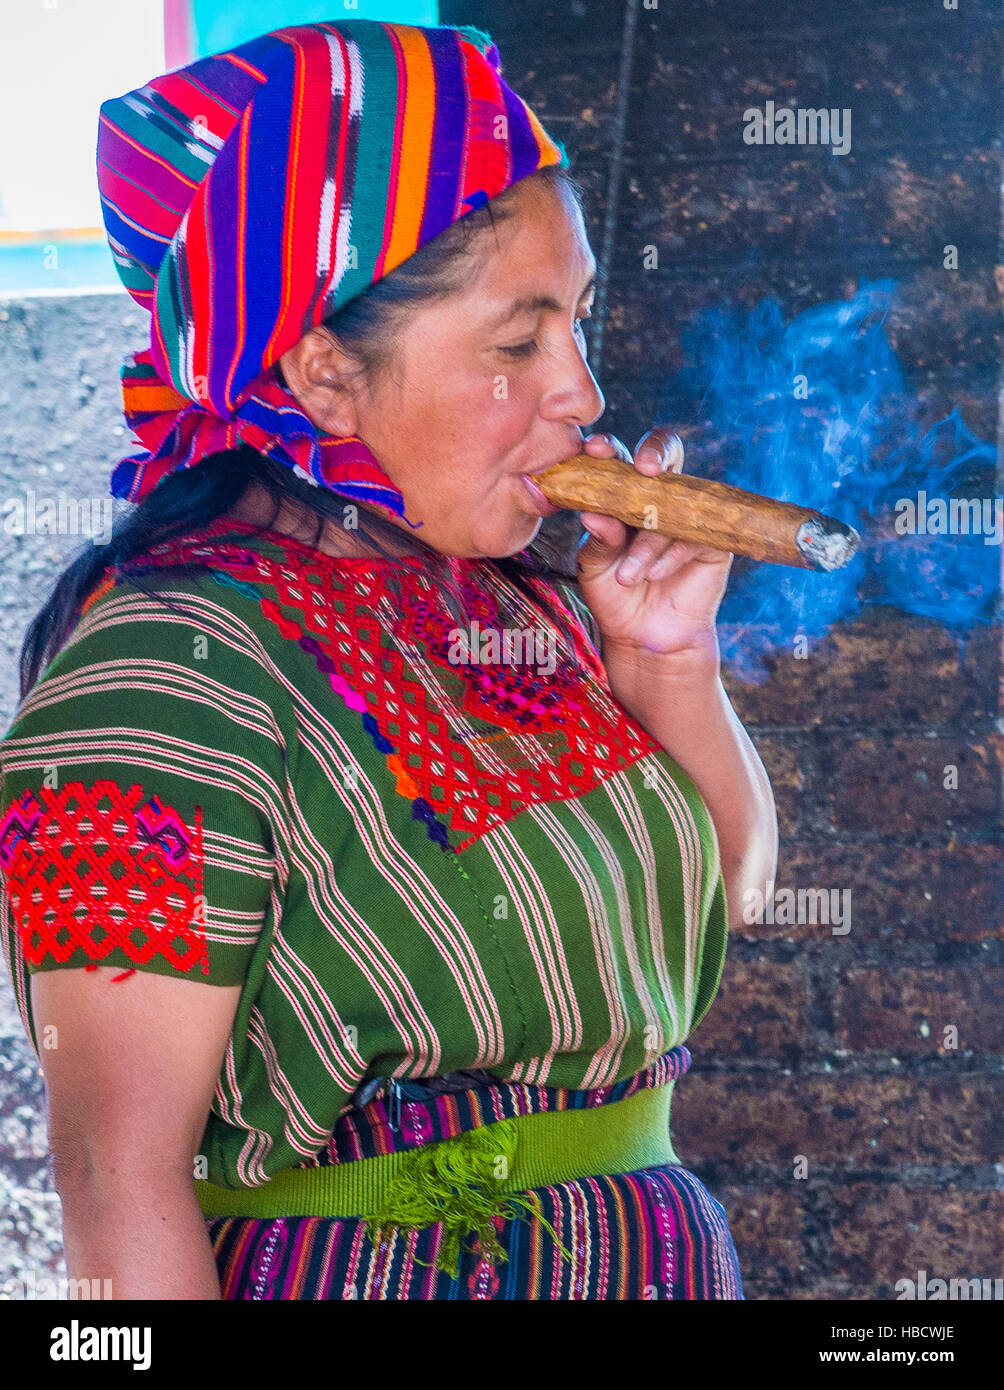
[97,18,569,517]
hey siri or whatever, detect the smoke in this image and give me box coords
[676,279,999,683]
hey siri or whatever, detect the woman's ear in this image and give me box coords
[277,327,362,437]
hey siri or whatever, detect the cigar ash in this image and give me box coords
[794,516,861,571]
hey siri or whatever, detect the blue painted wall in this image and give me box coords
[192,1,439,57]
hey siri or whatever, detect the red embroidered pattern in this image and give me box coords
[112,521,661,848]
[0,779,208,974]
[400,565,595,731]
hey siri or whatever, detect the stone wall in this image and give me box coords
[0,292,150,1289]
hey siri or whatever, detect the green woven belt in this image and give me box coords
[195,1080,679,1220]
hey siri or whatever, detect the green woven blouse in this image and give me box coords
[0,518,728,1190]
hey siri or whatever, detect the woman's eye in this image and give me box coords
[499,314,592,360]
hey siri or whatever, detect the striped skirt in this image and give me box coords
[205,1046,744,1301]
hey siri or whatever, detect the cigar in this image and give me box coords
[534,454,860,571]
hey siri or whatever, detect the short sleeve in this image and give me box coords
[0,574,281,1054]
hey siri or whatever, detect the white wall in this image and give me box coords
[0,0,164,233]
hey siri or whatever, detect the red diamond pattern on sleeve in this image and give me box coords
[0,779,208,976]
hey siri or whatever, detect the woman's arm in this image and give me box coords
[32,965,243,1300]
[601,641,777,932]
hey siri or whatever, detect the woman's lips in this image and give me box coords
[520,473,562,517]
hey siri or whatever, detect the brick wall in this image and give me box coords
[441,0,1004,1298]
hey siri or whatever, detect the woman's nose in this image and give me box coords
[581,365,606,429]
[548,336,605,429]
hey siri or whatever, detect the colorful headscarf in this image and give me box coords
[97,19,569,520]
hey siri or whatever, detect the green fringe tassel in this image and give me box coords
[452,25,496,56]
[364,1118,574,1279]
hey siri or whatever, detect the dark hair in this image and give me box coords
[19,164,590,700]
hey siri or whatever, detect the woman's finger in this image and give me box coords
[582,431,634,466]
[578,511,629,553]
[648,540,734,582]
[614,531,677,585]
[634,427,684,477]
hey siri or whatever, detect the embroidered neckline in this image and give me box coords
[82,520,659,852]
[187,516,605,686]
[197,516,460,581]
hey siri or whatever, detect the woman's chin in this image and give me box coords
[461,510,541,559]
[498,515,543,558]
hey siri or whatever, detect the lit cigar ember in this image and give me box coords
[534,454,860,572]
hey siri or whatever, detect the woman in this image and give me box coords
[0,19,776,1300]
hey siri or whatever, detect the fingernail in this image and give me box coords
[618,557,640,583]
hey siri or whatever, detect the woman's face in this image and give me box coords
[279,176,605,558]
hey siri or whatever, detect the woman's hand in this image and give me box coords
[574,426,734,670]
